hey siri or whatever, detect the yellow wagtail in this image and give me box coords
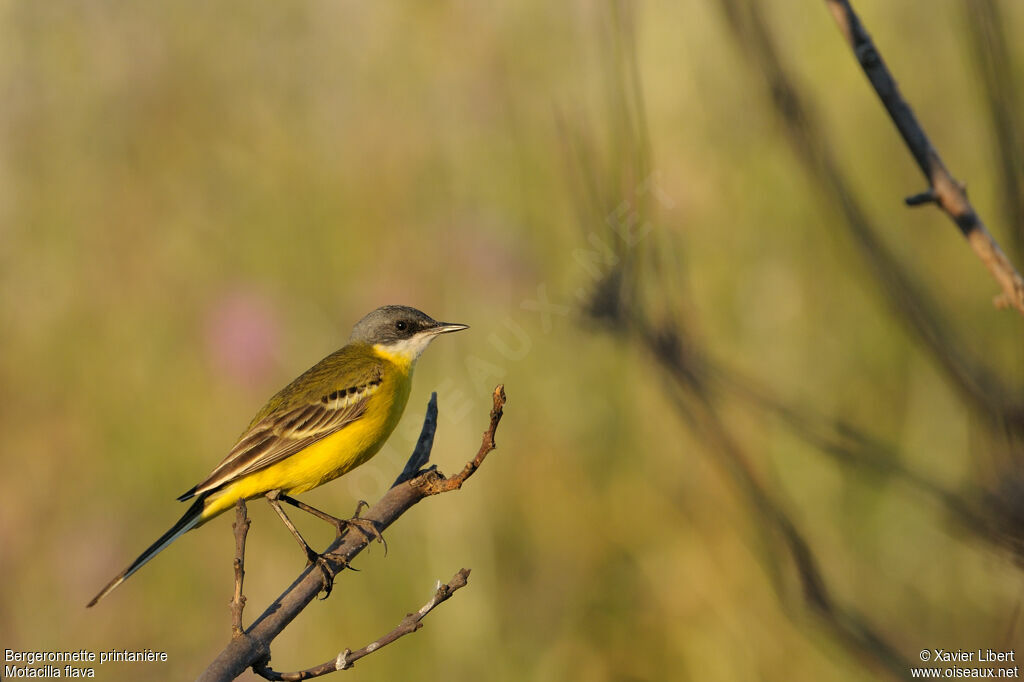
[88,305,467,607]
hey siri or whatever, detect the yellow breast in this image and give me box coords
[202,351,414,518]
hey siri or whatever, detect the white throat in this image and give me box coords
[373,333,437,363]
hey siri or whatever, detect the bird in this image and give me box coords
[87,304,468,607]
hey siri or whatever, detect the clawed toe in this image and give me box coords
[306,550,339,599]
[333,516,387,555]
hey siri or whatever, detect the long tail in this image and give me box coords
[87,496,207,607]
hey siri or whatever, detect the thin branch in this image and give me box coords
[231,499,250,638]
[252,569,471,680]
[825,0,1024,315]
[423,385,505,494]
[197,385,507,682]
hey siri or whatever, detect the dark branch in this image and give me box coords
[197,386,507,682]
[904,189,937,207]
[392,392,437,487]
[252,569,471,680]
[825,0,1024,315]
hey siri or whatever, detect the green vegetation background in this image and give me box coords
[2,2,1022,680]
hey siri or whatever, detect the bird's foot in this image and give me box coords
[304,547,343,599]
[330,500,387,555]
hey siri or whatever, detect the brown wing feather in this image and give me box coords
[187,363,384,497]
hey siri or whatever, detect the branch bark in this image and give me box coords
[197,385,507,681]
[826,0,1024,315]
[230,500,250,638]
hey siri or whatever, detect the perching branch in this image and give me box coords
[252,569,471,680]
[197,385,507,682]
[825,0,1024,315]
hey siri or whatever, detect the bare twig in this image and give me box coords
[197,386,507,682]
[826,0,1024,315]
[231,499,250,638]
[252,569,471,680]
[424,385,505,494]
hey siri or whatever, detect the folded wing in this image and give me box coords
[179,360,384,500]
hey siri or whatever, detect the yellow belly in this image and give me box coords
[200,360,412,520]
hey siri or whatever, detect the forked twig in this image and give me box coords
[424,385,505,494]
[252,570,471,680]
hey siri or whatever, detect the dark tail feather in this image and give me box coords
[87,497,206,607]
[176,485,198,502]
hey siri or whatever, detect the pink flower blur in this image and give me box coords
[205,290,280,388]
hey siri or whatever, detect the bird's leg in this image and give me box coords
[265,491,338,598]
[278,493,387,555]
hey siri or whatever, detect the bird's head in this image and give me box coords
[349,305,468,363]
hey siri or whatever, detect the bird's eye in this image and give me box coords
[395,320,407,331]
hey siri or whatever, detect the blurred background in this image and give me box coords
[3,1,1024,680]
